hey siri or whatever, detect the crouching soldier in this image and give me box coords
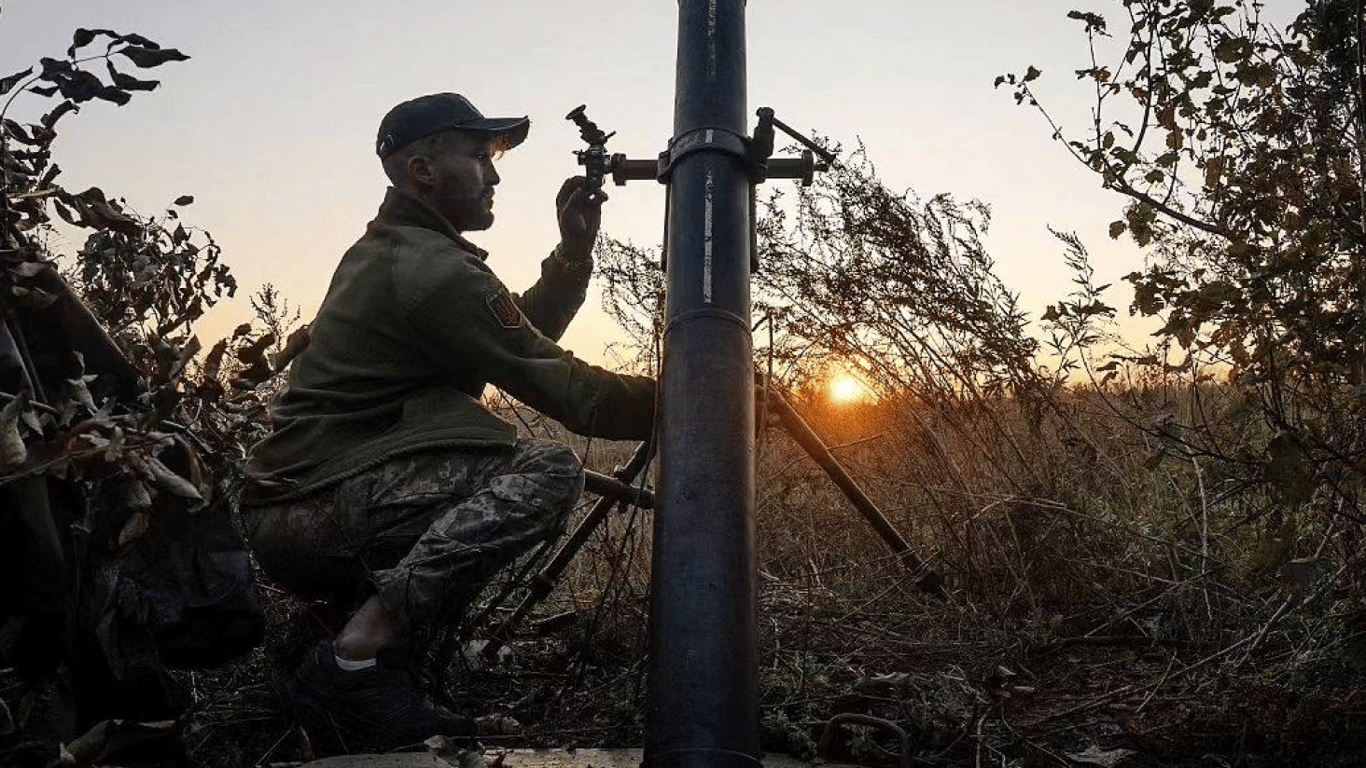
[242,93,655,749]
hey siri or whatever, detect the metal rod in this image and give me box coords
[766,113,837,166]
[647,2,760,767]
[766,389,949,601]
[584,468,654,508]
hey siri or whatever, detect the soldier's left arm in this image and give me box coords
[513,177,602,341]
[513,244,592,342]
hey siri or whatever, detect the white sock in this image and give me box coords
[335,653,377,671]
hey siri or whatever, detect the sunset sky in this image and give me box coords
[2,0,1304,366]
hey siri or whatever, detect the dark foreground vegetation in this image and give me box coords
[3,1,1365,766]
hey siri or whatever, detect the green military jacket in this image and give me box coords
[244,188,655,503]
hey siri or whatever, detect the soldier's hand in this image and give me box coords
[556,176,605,252]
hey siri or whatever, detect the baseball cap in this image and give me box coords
[376,93,530,158]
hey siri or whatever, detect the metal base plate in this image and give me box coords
[301,748,822,768]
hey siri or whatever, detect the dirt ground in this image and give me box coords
[147,575,1363,768]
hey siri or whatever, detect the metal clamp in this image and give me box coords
[817,713,913,768]
[665,126,752,176]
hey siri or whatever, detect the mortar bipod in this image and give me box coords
[470,385,948,662]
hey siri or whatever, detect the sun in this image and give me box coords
[829,375,865,403]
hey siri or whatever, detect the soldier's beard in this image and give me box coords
[431,183,494,233]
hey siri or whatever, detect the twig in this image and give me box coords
[827,433,887,452]
[0,390,57,415]
[253,727,295,768]
[1136,652,1178,713]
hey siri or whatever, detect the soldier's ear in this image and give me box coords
[407,154,436,191]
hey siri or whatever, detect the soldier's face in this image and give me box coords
[426,132,500,232]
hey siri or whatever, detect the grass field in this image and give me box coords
[154,381,1366,767]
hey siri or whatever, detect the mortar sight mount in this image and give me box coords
[565,103,833,194]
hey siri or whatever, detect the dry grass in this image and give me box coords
[37,385,1366,767]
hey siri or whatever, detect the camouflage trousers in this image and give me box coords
[245,439,583,631]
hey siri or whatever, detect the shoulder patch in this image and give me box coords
[486,289,523,329]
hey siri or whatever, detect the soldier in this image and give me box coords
[242,93,655,747]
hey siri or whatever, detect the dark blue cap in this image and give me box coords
[376,93,530,158]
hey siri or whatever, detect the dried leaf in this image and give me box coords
[202,338,229,381]
[65,375,99,413]
[0,393,29,467]
[236,333,275,364]
[19,409,43,433]
[3,119,38,145]
[0,67,33,96]
[117,510,151,547]
[168,336,202,381]
[67,28,115,57]
[172,195,194,206]
[11,260,48,278]
[102,427,125,461]
[117,46,190,68]
[143,454,202,500]
[270,325,311,372]
[104,61,159,92]
[1065,745,1136,767]
[94,86,132,106]
[125,477,153,510]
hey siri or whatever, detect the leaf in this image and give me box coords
[105,61,159,92]
[1267,432,1314,505]
[116,33,161,50]
[1214,37,1248,63]
[0,67,33,96]
[67,28,115,57]
[54,68,106,103]
[117,46,191,68]
[39,162,61,186]
[40,100,78,129]
[143,454,202,500]
[94,87,132,106]
[0,393,29,468]
[38,57,72,77]
[270,325,311,372]
[52,197,81,226]
[65,374,100,413]
[236,333,276,365]
[1108,220,1127,239]
[12,260,49,278]
[168,336,202,381]
[172,195,194,206]
[3,119,35,146]
[1066,745,1136,767]
[117,510,152,547]
[1204,157,1223,188]
[102,426,126,462]
[202,338,229,381]
[1023,66,1042,83]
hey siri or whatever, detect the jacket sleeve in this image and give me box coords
[512,242,592,342]
[409,258,654,441]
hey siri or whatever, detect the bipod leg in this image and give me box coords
[766,388,950,601]
[480,440,654,663]
[457,538,554,645]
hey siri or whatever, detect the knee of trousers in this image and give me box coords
[514,441,585,526]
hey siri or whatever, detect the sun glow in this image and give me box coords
[829,375,866,404]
